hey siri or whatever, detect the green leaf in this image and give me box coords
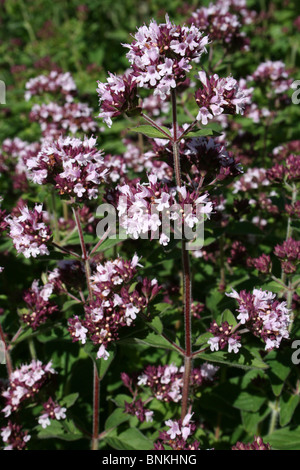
[241,406,271,433]
[37,419,83,441]
[232,390,267,412]
[185,128,222,138]
[194,331,213,347]
[104,427,153,450]
[62,300,81,312]
[131,331,178,352]
[280,393,300,427]
[265,349,291,396]
[267,426,300,450]
[110,394,133,408]
[104,408,130,431]
[130,125,171,139]
[221,309,237,327]
[92,236,123,253]
[195,349,268,371]
[154,302,172,315]
[61,393,79,409]
[149,316,163,335]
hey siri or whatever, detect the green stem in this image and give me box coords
[268,398,279,435]
[72,207,93,302]
[28,337,37,360]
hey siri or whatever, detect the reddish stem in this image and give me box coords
[91,363,100,450]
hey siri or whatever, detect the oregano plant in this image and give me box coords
[0,0,299,451]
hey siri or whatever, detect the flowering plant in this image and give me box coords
[0,0,300,451]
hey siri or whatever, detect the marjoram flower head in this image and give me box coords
[123,15,209,99]
[26,135,108,202]
[6,203,52,258]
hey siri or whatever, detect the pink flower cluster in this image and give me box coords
[22,279,58,330]
[124,399,154,423]
[195,71,248,125]
[232,436,271,450]
[274,238,300,274]
[232,167,270,194]
[1,421,31,450]
[247,253,271,274]
[249,60,293,95]
[97,71,139,127]
[184,136,242,183]
[189,2,250,51]
[68,255,160,360]
[29,101,98,138]
[38,397,67,429]
[267,155,300,182]
[154,413,200,450]
[127,362,219,403]
[25,71,77,102]
[227,288,291,350]
[124,14,209,99]
[116,174,213,245]
[0,138,40,190]
[208,321,242,354]
[26,136,108,201]
[6,204,52,258]
[2,360,56,417]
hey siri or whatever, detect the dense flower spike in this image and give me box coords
[124,399,154,423]
[227,288,291,350]
[68,255,160,360]
[6,204,52,258]
[123,362,218,404]
[274,238,300,274]
[195,71,248,125]
[0,137,40,190]
[247,253,272,274]
[30,101,98,139]
[232,436,271,450]
[1,421,31,450]
[189,2,250,51]
[208,321,242,353]
[22,279,58,329]
[0,208,8,234]
[184,136,243,183]
[267,155,300,182]
[25,71,77,102]
[38,397,67,428]
[233,167,270,193]
[97,70,140,127]
[154,413,201,450]
[26,136,108,201]
[142,93,170,117]
[1,360,56,417]
[249,60,293,96]
[123,15,209,99]
[116,174,213,245]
